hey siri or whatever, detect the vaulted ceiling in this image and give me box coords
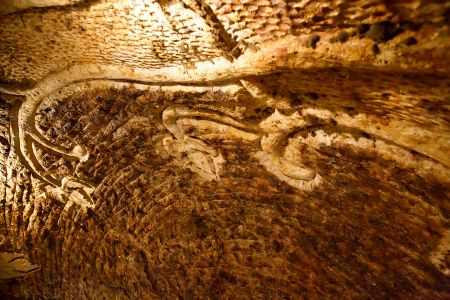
[0,0,449,298]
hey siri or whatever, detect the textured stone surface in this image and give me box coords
[0,0,230,87]
[0,0,449,299]
[0,0,85,15]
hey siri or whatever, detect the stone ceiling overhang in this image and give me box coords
[0,0,449,298]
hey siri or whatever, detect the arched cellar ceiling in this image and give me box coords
[0,0,449,299]
[1,0,450,88]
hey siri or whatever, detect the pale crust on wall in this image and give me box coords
[0,0,449,299]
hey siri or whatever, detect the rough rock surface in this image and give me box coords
[0,0,449,299]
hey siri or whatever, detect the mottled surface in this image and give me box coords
[1,86,449,298]
[0,0,229,87]
[0,0,449,299]
[1,0,449,87]
[246,67,450,134]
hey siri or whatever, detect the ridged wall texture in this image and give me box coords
[0,0,449,299]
